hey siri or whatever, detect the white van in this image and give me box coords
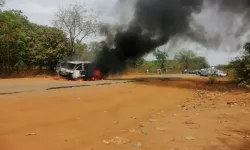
[58,61,92,80]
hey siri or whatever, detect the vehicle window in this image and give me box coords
[62,63,75,70]
[76,64,83,70]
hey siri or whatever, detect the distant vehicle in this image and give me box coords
[215,70,227,77]
[197,69,201,75]
[188,70,197,74]
[182,69,188,74]
[200,68,227,77]
[200,69,211,76]
[182,69,199,75]
[58,61,94,80]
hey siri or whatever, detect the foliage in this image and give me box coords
[153,49,168,69]
[167,60,182,73]
[126,50,210,74]
[88,41,102,53]
[0,10,72,75]
[193,56,209,69]
[229,42,250,86]
[174,50,209,70]
[208,74,217,84]
[141,60,158,72]
[174,50,196,69]
[0,10,30,74]
[28,24,71,69]
[74,42,88,60]
[52,2,99,56]
[131,57,145,69]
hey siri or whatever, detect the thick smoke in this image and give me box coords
[184,0,250,50]
[210,0,250,38]
[95,0,203,76]
[94,0,250,76]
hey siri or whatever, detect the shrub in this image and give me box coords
[229,42,250,87]
[208,74,217,84]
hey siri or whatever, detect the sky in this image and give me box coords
[2,0,245,66]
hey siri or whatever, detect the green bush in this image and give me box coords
[229,42,250,87]
[208,74,217,84]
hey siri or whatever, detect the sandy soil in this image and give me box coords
[0,75,249,150]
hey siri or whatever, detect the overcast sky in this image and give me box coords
[2,0,243,66]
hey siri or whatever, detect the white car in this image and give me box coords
[216,70,227,77]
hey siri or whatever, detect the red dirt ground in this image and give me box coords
[0,75,249,150]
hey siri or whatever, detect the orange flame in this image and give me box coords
[91,70,102,81]
[77,78,85,82]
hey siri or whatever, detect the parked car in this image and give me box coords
[215,70,227,77]
[200,69,211,76]
[197,69,201,75]
[189,70,198,74]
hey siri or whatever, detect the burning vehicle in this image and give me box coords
[57,61,102,81]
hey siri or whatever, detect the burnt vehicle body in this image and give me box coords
[57,61,102,80]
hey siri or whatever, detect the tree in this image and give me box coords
[134,57,145,69]
[28,24,71,70]
[174,50,196,69]
[0,9,75,76]
[74,42,88,60]
[88,41,102,53]
[229,42,250,84]
[153,49,168,69]
[52,3,99,56]
[0,10,30,74]
[193,56,209,69]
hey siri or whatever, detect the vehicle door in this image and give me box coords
[75,64,85,77]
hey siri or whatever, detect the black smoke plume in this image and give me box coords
[94,0,203,76]
[209,0,250,38]
[94,0,250,77]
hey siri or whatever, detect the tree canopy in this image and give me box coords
[174,50,209,70]
[174,50,196,69]
[153,49,168,69]
[52,3,99,56]
[88,41,102,53]
[0,10,71,75]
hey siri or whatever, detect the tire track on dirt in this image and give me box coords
[0,80,135,95]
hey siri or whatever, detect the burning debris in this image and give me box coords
[91,69,102,81]
[93,0,250,77]
[57,61,103,81]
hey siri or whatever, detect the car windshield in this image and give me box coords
[61,63,76,70]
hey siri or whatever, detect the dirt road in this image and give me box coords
[0,74,196,94]
[0,75,249,150]
[0,78,133,94]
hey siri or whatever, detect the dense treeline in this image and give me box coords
[128,50,209,73]
[0,10,72,76]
